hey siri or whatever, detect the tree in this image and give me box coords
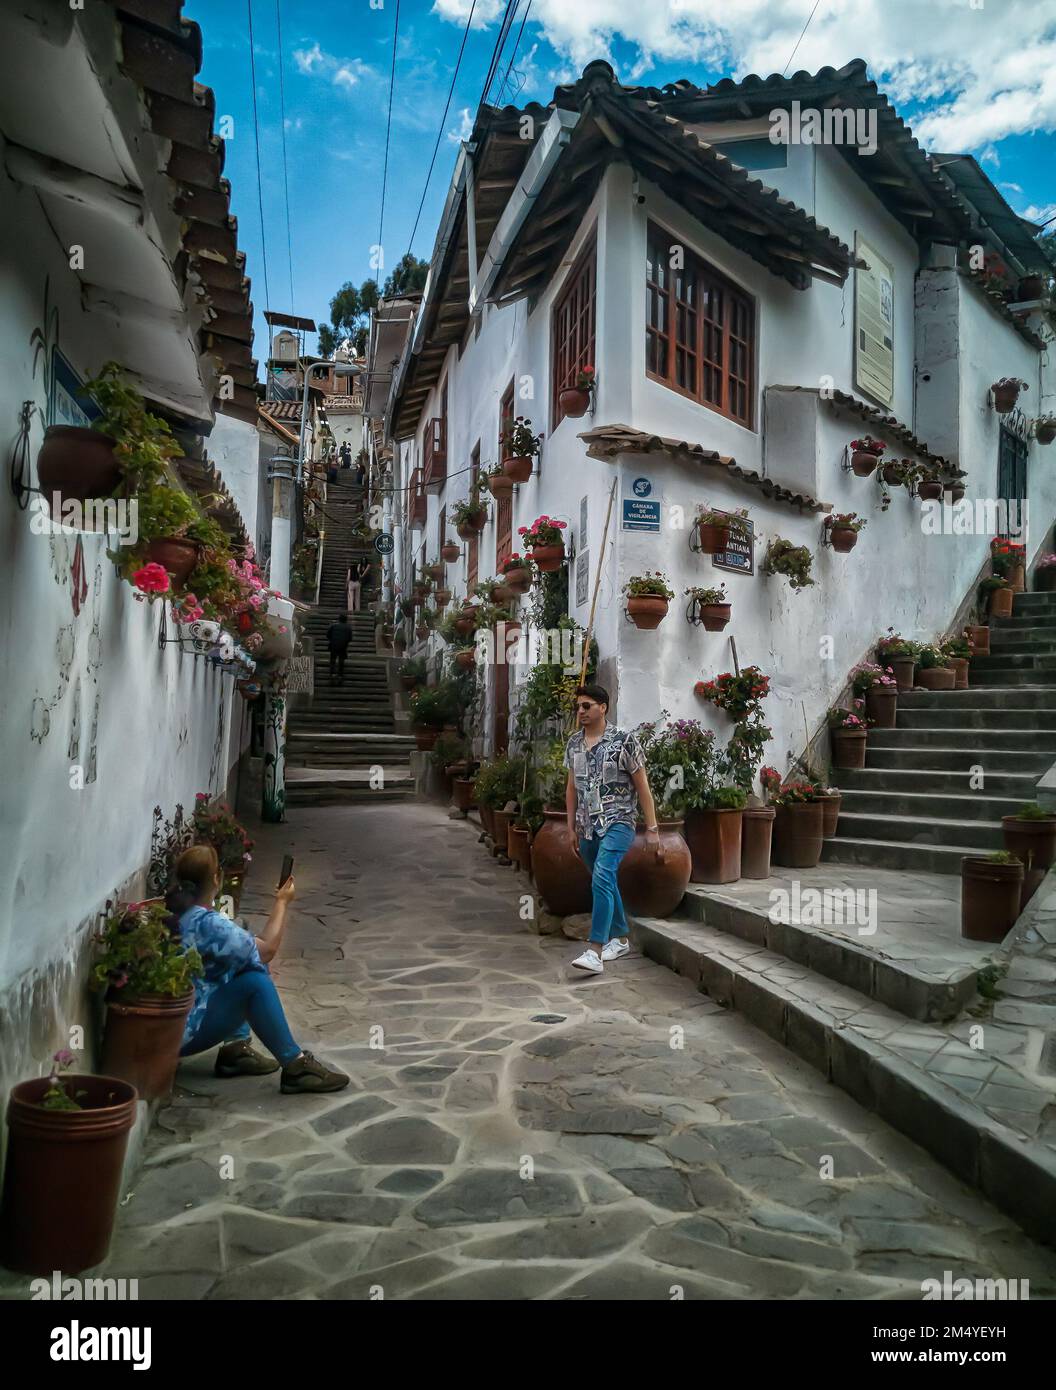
[317,323,337,358]
[383,254,430,298]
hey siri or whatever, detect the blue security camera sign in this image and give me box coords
[623,477,660,532]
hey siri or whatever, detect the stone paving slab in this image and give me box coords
[4,803,1053,1301]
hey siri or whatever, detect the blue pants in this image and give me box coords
[579,822,635,946]
[180,967,301,1065]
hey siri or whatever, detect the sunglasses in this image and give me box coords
[576,702,597,711]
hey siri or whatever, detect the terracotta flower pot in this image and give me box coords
[36,426,122,514]
[441,542,461,563]
[503,565,532,595]
[882,463,903,486]
[453,777,477,812]
[145,537,199,585]
[918,481,943,501]
[948,656,969,690]
[454,616,476,636]
[772,801,824,868]
[434,587,452,605]
[697,521,730,554]
[507,825,532,872]
[492,581,514,604]
[989,586,1014,618]
[531,810,592,915]
[492,809,513,857]
[946,485,966,503]
[1006,560,1026,593]
[100,990,194,1102]
[684,807,743,884]
[414,724,440,751]
[528,543,564,573]
[455,648,476,670]
[558,387,591,417]
[851,450,880,476]
[618,822,692,918]
[502,455,533,483]
[741,806,775,879]
[831,728,867,768]
[1036,421,1056,446]
[487,473,514,498]
[917,666,956,690]
[425,564,444,582]
[478,801,495,837]
[817,792,841,838]
[829,526,858,552]
[961,856,1024,941]
[700,602,731,632]
[1036,567,1056,591]
[885,656,915,693]
[1002,815,1056,909]
[865,684,897,727]
[993,385,1020,413]
[1017,274,1045,302]
[966,625,990,654]
[627,595,669,629]
[456,512,486,540]
[0,1074,137,1275]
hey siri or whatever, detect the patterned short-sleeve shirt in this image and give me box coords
[179,906,264,1044]
[564,724,646,838]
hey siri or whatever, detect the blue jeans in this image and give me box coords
[180,968,301,1065]
[579,821,635,946]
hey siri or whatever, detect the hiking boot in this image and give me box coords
[215,1039,280,1077]
[280,1051,350,1095]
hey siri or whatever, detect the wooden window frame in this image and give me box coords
[467,443,480,592]
[550,231,598,432]
[645,221,756,430]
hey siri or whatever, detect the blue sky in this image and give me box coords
[190,0,1056,367]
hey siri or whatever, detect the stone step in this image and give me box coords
[897,706,1056,730]
[965,670,1056,687]
[838,766,1039,797]
[832,810,1002,851]
[898,688,1056,709]
[821,836,977,874]
[870,725,1056,750]
[286,786,417,807]
[1010,592,1056,609]
[971,652,1056,671]
[865,745,1054,773]
[837,787,1029,822]
[990,615,1056,631]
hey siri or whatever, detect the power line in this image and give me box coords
[275,0,295,309]
[782,0,822,77]
[245,0,271,315]
[497,0,533,104]
[405,0,478,256]
[478,0,518,111]
[376,0,402,291]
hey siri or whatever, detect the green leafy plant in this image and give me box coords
[39,1050,87,1112]
[1014,802,1054,820]
[763,538,814,590]
[624,571,674,599]
[431,731,468,771]
[941,635,971,660]
[876,630,920,662]
[192,793,253,874]
[700,784,748,810]
[983,850,1021,864]
[634,717,716,816]
[826,512,867,533]
[685,584,728,605]
[501,415,544,458]
[694,667,770,720]
[91,900,202,998]
[474,755,526,809]
[399,657,428,683]
[452,489,489,528]
[534,737,570,809]
[696,505,750,534]
[916,644,950,670]
[81,361,179,494]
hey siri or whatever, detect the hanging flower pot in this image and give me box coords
[946,484,966,503]
[851,451,879,476]
[627,596,669,629]
[424,563,444,582]
[456,509,487,541]
[741,806,776,879]
[441,541,461,563]
[502,559,532,594]
[100,990,194,1102]
[413,724,441,751]
[486,470,515,498]
[685,806,744,884]
[917,479,943,501]
[1036,418,1056,446]
[0,1073,137,1275]
[434,586,452,605]
[145,537,199,585]
[492,580,514,605]
[502,455,533,483]
[961,855,1024,941]
[992,378,1026,414]
[882,462,904,486]
[36,426,122,514]
[454,603,479,635]
[696,515,731,554]
[527,543,563,572]
[558,387,591,417]
[829,525,859,552]
[700,602,730,631]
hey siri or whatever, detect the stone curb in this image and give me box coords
[631,915,1056,1246]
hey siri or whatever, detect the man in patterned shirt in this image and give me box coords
[564,684,661,974]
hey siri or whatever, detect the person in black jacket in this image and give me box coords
[326,612,353,685]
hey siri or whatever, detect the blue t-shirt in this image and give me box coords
[179,906,263,1043]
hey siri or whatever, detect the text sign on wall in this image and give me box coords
[711,512,755,576]
[576,549,590,607]
[285,655,314,695]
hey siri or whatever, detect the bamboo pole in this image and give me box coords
[579,476,619,689]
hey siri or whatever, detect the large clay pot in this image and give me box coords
[532,810,592,915]
[829,526,859,552]
[453,778,477,812]
[917,667,956,691]
[100,991,194,1102]
[558,387,591,417]
[502,455,533,484]
[772,801,824,868]
[456,512,486,541]
[684,807,743,884]
[700,602,731,632]
[989,586,1014,619]
[528,543,564,573]
[507,825,532,872]
[626,596,669,630]
[885,656,915,693]
[146,537,199,585]
[414,724,440,751]
[948,657,969,690]
[818,791,841,838]
[618,822,692,918]
[0,1074,137,1275]
[1002,814,1056,909]
[1035,567,1056,591]
[1006,560,1026,593]
[966,625,990,655]
[492,808,513,857]
[441,542,461,563]
[36,426,122,514]
[831,728,867,768]
[961,857,1024,941]
[697,521,730,554]
[741,806,775,879]
[865,684,897,727]
[850,449,880,476]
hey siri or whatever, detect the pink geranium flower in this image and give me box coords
[132,562,170,594]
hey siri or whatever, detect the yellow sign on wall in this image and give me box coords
[854,234,894,407]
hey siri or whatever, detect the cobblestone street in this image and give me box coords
[96,803,1056,1300]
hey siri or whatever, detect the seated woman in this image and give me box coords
[169,845,349,1094]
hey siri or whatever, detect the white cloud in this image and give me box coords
[432,0,506,29]
[292,42,373,91]
[447,107,474,143]
[1000,181,1023,194]
[293,41,326,74]
[334,61,369,89]
[1019,202,1056,226]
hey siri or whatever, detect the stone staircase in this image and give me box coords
[285,478,416,807]
[823,590,1056,875]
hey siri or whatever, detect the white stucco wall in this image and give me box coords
[206,411,261,544]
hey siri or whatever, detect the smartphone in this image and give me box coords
[278,854,294,888]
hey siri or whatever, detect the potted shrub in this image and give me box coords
[991,537,1026,592]
[434,585,452,605]
[916,644,956,690]
[685,784,747,884]
[849,435,884,476]
[409,687,449,750]
[980,575,1014,619]
[482,463,514,499]
[743,767,778,880]
[1002,802,1056,909]
[875,630,919,692]
[399,657,427,691]
[1035,415,1056,447]
[441,539,461,563]
[828,706,869,768]
[453,490,489,540]
[825,512,866,552]
[992,377,1028,414]
[961,851,1024,942]
[501,552,533,595]
[91,899,202,1102]
[917,470,944,502]
[686,584,730,631]
[558,364,595,418]
[881,456,913,487]
[624,572,675,629]
[941,634,971,689]
[694,666,771,722]
[0,1051,137,1275]
[852,662,898,726]
[762,538,814,590]
[35,360,174,517]
[454,602,480,635]
[771,780,825,868]
[501,416,543,483]
[518,515,567,572]
[115,481,221,586]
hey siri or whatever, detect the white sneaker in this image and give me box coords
[571,948,604,974]
[602,937,630,961]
